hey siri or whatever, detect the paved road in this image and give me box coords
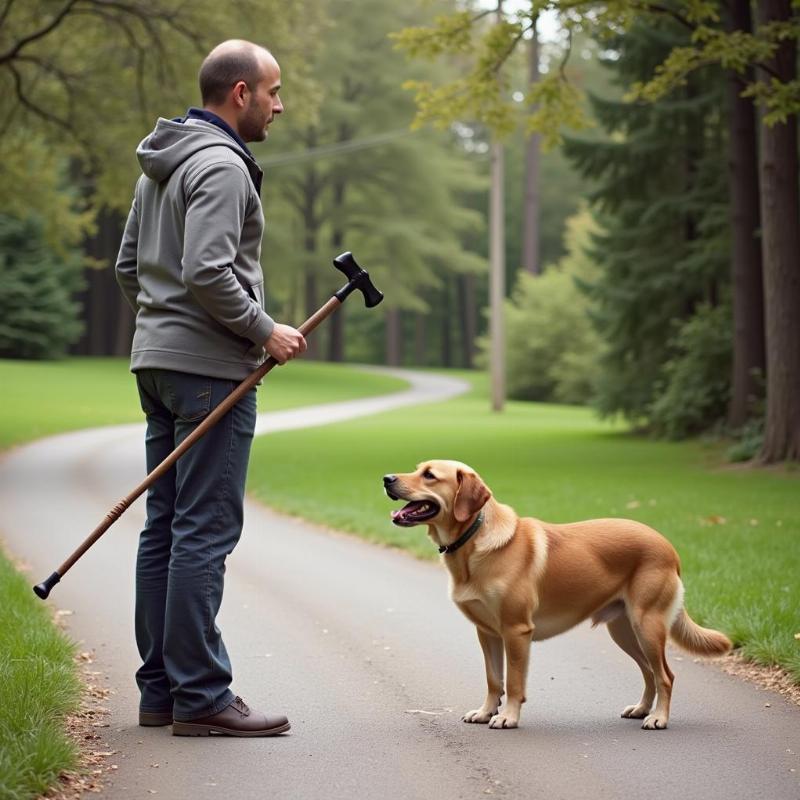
[0,368,797,800]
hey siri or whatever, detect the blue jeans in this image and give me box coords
[134,368,257,721]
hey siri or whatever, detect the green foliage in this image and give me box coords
[256,0,487,340]
[0,0,324,223]
[649,303,732,439]
[564,19,730,430]
[0,551,81,800]
[0,215,85,359]
[726,416,765,463]
[481,209,603,403]
[628,3,800,124]
[393,5,591,145]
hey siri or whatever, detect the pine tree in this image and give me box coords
[563,19,729,428]
[0,215,84,359]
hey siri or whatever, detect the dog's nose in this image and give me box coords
[383,474,397,486]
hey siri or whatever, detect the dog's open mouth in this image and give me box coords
[391,500,440,526]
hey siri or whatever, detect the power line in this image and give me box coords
[258,128,417,168]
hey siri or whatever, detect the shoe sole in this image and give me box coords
[172,721,291,737]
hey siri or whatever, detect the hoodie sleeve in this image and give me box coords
[115,188,141,313]
[181,160,274,345]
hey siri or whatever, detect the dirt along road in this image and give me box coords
[1,368,797,799]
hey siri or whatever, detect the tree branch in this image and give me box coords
[0,0,17,29]
[631,2,695,30]
[0,0,79,64]
[6,60,74,133]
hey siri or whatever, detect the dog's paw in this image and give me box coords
[641,713,668,730]
[488,713,518,730]
[621,703,650,719]
[462,708,494,724]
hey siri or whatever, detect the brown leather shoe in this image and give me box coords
[172,696,290,737]
[139,709,173,727]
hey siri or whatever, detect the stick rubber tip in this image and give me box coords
[33,571,61,600]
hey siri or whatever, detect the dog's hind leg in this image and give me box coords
[607,614,655,720]
[462,628,504,724]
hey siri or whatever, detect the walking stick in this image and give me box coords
[33,252,383,599]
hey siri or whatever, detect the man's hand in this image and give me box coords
[264,323,307,365]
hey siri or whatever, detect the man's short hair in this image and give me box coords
[199,46,264,105]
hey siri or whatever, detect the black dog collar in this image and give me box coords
[439,511,485,555]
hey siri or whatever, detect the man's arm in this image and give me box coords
[115,190,141,312]
[181,160,275,345]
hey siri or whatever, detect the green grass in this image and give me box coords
[0,356,407,799]
[0,357,406,449]
[247,370,800,682]
[0,554,81,800]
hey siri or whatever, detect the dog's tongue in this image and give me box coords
[391,501,424,522]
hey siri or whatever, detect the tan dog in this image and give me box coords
[383,460,732,731]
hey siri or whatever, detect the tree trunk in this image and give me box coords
[328,181,346,362]
[385,308,402,366]
[489,0,506,411]
[73,207,128,355]
[414,313,427,365]
[521,14,541,275]
[726,0,765,429]
[757,0,800,462]
[441,281,452,367]
[301,146,321,360]
[457,273,477,368]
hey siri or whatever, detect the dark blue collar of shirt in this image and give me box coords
[185,107,254,158]
[181,107,262,195]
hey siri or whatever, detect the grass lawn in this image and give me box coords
[0,356,407,800]
[0,357,406,449]
[0,553,81,799]
[247,370,800,682]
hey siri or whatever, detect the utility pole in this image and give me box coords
[522,13,541,275]
[489,0,506,412]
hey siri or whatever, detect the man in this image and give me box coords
[115,40,305,737]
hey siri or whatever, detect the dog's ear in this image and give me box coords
[454,469,491,522]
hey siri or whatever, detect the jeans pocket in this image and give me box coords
[166,373,213,422]
[136,373,157,415]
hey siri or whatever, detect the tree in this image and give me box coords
[564,20,729,428]
[0,214,84,358]
[754,0,800,462]
[629,0,800,460]
[395,1,800,461]
[482,208,602,403]
[0,0,324,356]
[255,0,487,366]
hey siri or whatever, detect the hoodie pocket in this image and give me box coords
[248,281,265,309]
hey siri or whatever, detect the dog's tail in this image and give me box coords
[670,608,732,656]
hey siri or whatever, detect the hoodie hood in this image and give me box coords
[136,117,260,186]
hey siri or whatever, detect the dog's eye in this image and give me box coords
[422,469,436,480]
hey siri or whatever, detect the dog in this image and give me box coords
[383,460,732,730]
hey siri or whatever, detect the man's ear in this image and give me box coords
[453,470,491,522]
[232,80,248,107]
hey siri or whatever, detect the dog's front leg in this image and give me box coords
[463,628,504,724]
[490,623,534,729]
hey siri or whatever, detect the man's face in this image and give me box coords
[239,56,283,143]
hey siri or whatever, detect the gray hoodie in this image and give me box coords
[115,117,275,381]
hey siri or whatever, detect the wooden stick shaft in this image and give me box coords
[55,295,342,578]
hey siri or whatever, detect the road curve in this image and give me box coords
[0,367,797,800]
